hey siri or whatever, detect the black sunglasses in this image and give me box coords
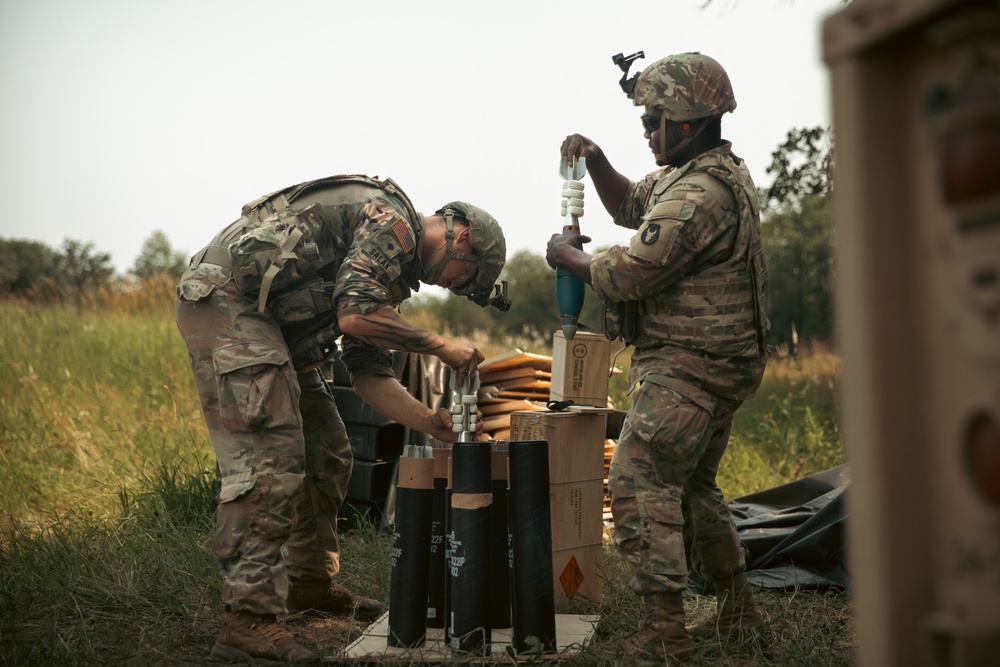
[640,114,662,133]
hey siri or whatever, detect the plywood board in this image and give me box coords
[480,367,552,384]
[487,378,551,392]
[479,350,552,374]
[480,399,543,417]
[482,414,513,433]
[344,612,599,661]
[495,390,550,400]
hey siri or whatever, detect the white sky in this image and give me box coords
[0,0,843,282]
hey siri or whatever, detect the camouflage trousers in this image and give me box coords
[609,379,745,595]
[175,278,353,615]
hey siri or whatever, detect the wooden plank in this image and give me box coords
[480,399,539,417]
[496,390,550,400]
[487,378,551,392]
[480,367,551,384]
[479,350,552,374]
[344,612,599,661]
[565,405,614,415]
[482,414,512,432]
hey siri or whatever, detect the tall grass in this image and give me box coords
[0,282,850,666]
[0,277,213,524]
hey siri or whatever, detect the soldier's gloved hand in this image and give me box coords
[546,232,592,269]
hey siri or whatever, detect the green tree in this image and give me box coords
[762,194,835,348]
[131,230,188,280]
[762,125,834,206]
[0,238,55,295]
[760,126,836,349]
[51,239,115,300]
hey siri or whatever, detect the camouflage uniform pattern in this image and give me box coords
[633,52,737,121]
[592,146,770,595]
[433,201,507,304]
[174,175,426,614]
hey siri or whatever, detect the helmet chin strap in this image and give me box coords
[655,116,714,165]
[424,209,475,283]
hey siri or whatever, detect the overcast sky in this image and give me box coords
[0,0,843,284]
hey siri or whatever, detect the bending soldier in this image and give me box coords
[175,174,506,665]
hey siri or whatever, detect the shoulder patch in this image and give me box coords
[641,223,661,245]
[390,217,415,253]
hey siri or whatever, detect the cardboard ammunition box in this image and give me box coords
[509,409,609,484]
[550,331,613,407]
[510,409,609,608]
[550,479,606,549]
[552,543,604,612]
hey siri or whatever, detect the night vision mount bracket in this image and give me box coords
[612,51,645,99]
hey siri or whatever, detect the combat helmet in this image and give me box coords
[633,52,736,121]
[432,202,509,310]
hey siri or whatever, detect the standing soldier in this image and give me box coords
[547,52,770,662]
[175,174,507,665]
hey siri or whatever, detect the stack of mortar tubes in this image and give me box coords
[386,373,557,656]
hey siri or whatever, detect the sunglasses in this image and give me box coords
[640,114,662,133]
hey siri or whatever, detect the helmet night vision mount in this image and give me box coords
[612,50,645,99]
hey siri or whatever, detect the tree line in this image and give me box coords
[1,127,833,349]
[0,230,187,302]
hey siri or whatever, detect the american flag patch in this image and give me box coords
[390,217,415,253]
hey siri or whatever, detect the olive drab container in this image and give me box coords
[823,1,1000,665]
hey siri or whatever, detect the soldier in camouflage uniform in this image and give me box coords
[175,174,506,665]
[547,53,770,661]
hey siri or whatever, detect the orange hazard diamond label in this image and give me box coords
[559,555,585,598]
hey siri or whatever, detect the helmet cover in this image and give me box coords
[633,52,737,121]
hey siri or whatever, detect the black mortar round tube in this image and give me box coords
[387,454,435,648]
[508,439,557,655]
[490,441,512,629]
[426,448,450,629]
[448,441,492,655]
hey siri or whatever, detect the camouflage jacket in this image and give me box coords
[177,175,425,374]
[590,144,770,406]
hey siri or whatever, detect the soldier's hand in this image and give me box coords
[437,340,484,378]
[428,407,458,442]
[561,134,604,162]
[427,407,485,442]
[546,232,591,269]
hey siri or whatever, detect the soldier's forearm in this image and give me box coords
[338,307,445,355]
[585,153,630,217]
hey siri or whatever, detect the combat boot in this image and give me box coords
[616,591,694,662]
[287,578,384,620]
[690,572,765,642]
[210,610,320,665]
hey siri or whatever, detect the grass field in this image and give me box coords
[0,279,852,666]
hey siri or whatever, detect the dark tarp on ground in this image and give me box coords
[727,465,849,590]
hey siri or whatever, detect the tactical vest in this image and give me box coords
[605,151,769,358]
[187,174,420,369]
